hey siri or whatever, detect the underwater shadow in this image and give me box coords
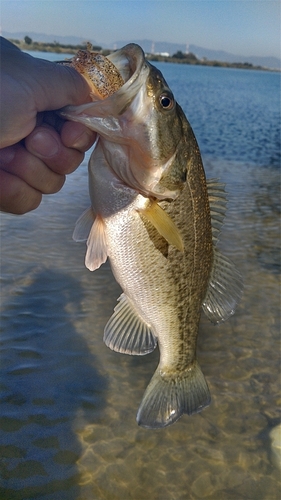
[0,267,107,500]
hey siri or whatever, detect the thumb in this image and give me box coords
[1,37,92,112]
[33,59,93,111]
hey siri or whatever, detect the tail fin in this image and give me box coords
[136,361,210,429]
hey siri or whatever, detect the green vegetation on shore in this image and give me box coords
[9,37,102,54]
[9,37,270,71]
[148,50,264,70]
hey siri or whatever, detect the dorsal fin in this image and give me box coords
[207,179,228,245]
[202,249,243,324]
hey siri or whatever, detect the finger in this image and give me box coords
[60,121,97,152]
[0,144,65,194]
[25,126,85,175]
[32,62,92,111]
[36,112,96,152]
[36,110,65,133]
[0,169,42,214]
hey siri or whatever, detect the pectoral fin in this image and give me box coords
[139,201,184,252]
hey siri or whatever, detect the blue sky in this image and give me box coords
[1,0,280,58]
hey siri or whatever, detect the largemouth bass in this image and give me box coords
[62,44,243,429]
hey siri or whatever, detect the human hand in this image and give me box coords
[0,37,96,214]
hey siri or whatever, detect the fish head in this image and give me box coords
[61,44,193,199]
[140,63,192,198]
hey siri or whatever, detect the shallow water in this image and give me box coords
[0,61,280,499]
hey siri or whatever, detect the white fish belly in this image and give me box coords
[104,195,183,368]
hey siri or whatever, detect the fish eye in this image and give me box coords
[159,93,174,110]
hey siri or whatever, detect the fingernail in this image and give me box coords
[72,129,94,150]
[29,130,59,157]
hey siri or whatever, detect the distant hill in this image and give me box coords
[114,39,280,70]
[2,31,280,70]
[2,31,98,47]
[189,44,280,71]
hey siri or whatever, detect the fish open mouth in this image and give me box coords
[106,43,148,94]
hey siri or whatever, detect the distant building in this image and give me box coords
[155,52,170,57]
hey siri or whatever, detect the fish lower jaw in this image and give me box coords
[114,174,180,202]
[143,172,181,200]
[147,186,180,201]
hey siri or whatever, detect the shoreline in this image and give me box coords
[9,39,279,72]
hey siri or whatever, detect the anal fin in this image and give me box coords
[104,293,157,355]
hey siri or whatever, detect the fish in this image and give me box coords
[61,44,243,429]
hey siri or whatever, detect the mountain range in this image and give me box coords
[115,39,280,70]
[2,31,280,70]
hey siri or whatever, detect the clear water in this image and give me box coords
[0,58,280,499]
[22,50,74,61]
